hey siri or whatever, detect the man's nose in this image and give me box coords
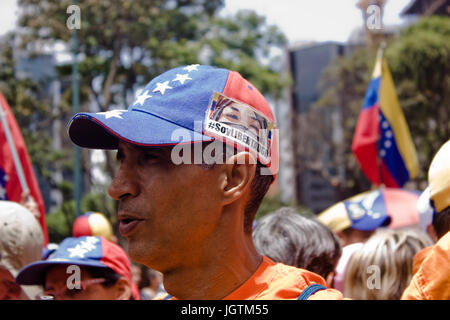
[108,164,138,200]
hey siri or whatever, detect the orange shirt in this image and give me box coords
[411,246,433,275]
[159,256,343,300]
[401,231,450,300]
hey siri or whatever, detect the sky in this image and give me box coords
[221,0,412,44]
[0,0,412,44]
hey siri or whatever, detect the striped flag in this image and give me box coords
[352,48,419,187]
[0,91,49,244]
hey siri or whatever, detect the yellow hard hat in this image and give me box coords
[72,212,113,241]
[428,140,450,212]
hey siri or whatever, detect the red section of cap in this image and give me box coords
[222,70,279,178]
[72,215,93,238]
[99,237,140,300]
[384,188,419,229]
[222,71,274,121]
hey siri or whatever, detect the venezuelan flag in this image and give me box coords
[352,49,419,187]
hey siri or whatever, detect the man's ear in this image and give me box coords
[336,231,346,247]
[221,152,256,206]
[426,224,438,242]
[114,278,132,300]
[325,272,335,288]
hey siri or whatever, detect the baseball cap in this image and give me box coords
[318,189,391,232]
[67,64,278,175]
[15,236,139,299]
[0,201,44,276]
[72,212,113,241]
[428,139,450,213]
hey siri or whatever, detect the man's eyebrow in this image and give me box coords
[133,145,170,154]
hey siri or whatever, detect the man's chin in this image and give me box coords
[126,239,156,265]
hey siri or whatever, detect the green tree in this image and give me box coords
[0,33,68,189]
[386,16,450,182]
[198,10,289,99]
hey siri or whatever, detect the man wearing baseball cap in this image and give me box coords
[72,211,118,243]
[317,192,391,293]
[15,236,139,300]
[67,65,343,300]
[402,139,450,300]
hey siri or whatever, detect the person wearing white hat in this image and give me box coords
[402,139,450,300]
[428,140,450,239]
[0,200,44,299]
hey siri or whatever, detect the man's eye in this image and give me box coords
[66,288,82,297]
[142,153,158,161]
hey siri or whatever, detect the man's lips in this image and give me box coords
[118,212,144,236]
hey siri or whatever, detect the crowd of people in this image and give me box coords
[0,65,449,300]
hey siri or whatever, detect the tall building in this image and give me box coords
[288,42,358,213]
[402,0,450,16]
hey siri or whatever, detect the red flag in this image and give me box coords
[0,91,49,244]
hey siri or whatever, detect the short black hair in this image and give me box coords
[243,162,273,233]
[252,207,342,279]
[85,267,135,300]
[199,142,274,234]
[432,206,450,239]
[85,267,121,287]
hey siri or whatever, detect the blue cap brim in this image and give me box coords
[68,110,214,149]
[15,260,110,286]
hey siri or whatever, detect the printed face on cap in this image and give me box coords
[206,92,273,165]
[216,104,266,138]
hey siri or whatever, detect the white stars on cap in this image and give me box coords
[97,109,126,119]
[66,237,100,258]
[184,64,199,72]
[172,73,192,85]
[134,90,153,106]
[68,246,88,258]
[153,81,173,95]
[348,203,365,220]
[143,65,199,100]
